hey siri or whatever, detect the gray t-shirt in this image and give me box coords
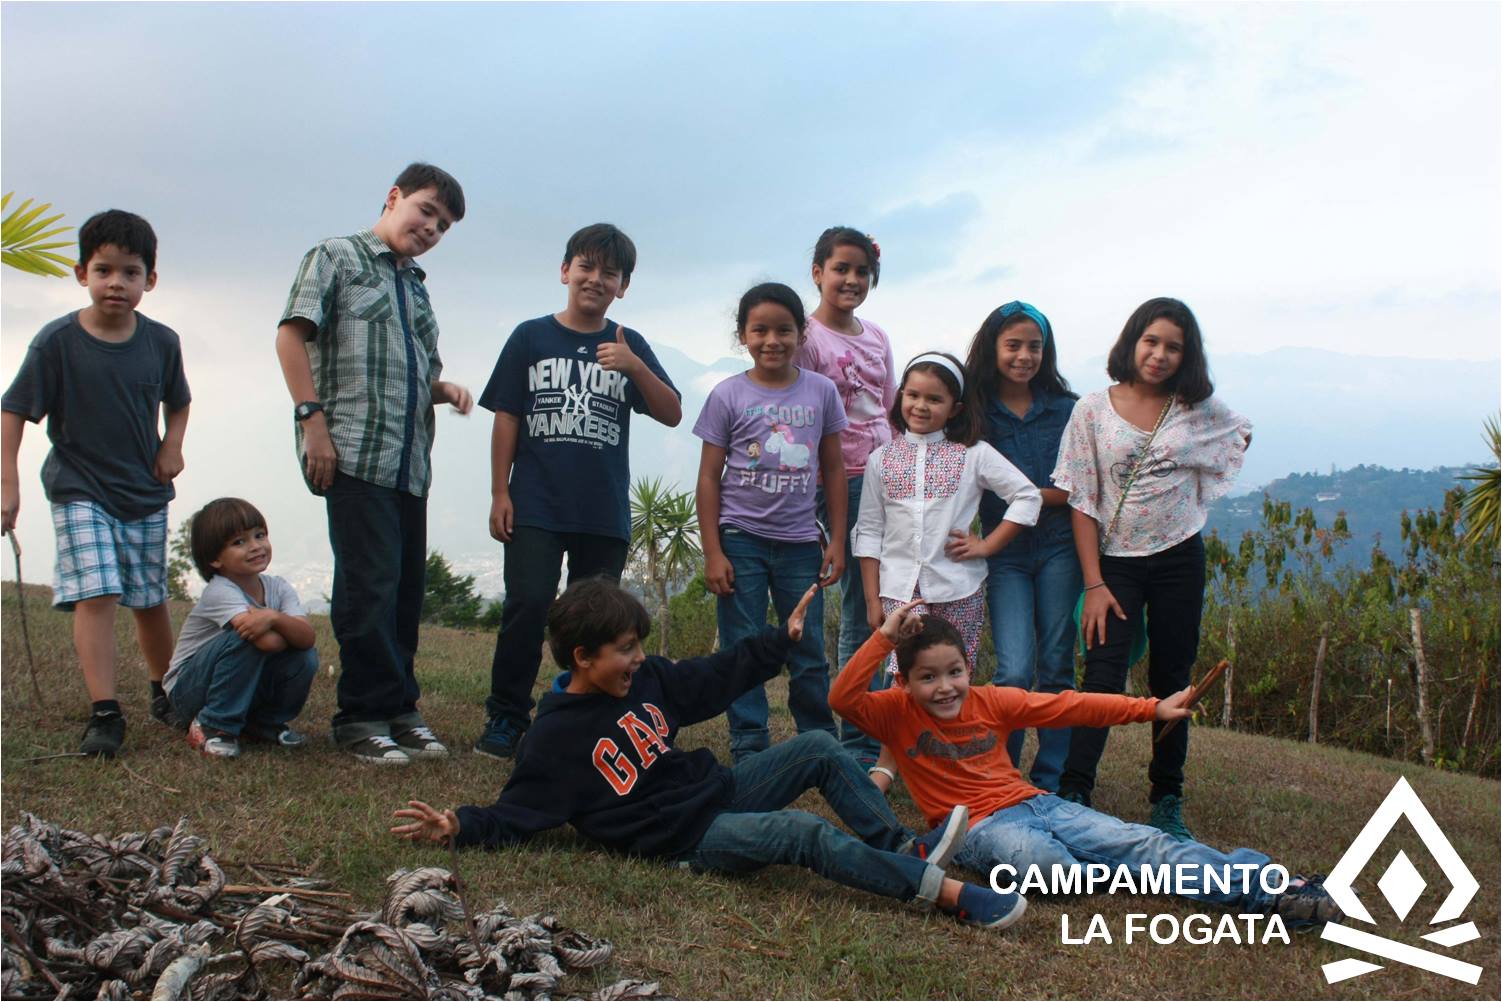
[165,574,306,691]
[1,311,191,520]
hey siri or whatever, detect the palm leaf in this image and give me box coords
[1,192,74,277]
[1459,414,1500,551]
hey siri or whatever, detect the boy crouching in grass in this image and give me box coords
[830,601,1344,929]
[164,498,317,758]
[393,578,1028,931]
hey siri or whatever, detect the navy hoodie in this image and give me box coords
[454,627,796,859]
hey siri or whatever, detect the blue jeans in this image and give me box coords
[716,528,837,761]
[168,630,317,736]
[687,732,944,905]
[987,536,1082,792]
[817,474,884,765]
[955,794,1277,912]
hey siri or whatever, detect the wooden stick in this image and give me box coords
[1154,660,1230,744]
[221,884,352,900]
[1,915,62,993]
[118,761,183,794]
[4,531,46,707]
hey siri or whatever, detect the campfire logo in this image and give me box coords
[1320,776,1482,985]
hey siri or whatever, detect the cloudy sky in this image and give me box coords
[2,1,1498,586]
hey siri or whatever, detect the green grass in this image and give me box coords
[3,583,1498,999]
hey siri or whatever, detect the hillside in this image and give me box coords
[1,585,1497,1000]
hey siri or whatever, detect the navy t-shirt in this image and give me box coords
[479,315,678,540]
[2,312,191,520]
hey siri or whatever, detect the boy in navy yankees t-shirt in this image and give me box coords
[474,224,681,759]
[392,579,1028,931]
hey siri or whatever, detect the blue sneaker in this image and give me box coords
[945,883,1028,931]
[1149,794,1194,842]
[903,805,969,869]
[473,715,526,760]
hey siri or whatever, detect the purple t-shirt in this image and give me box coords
[692,369,848,542]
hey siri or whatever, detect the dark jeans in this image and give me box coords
[325,473,427,741]
[168,630,317,736]
[715,527,837,761]
[487,526,628,724]
[687,731,943,905]
[1059,533,1205,804]
[817,474,884,765]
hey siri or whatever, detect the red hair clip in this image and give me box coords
[868,237,881,259]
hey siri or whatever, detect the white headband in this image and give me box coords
[905,353,965,393]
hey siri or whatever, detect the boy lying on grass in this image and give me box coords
[393,578,1027,930]
[830,600,1343,928]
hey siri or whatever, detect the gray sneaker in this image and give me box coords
[392,725,449,760]
[344,734,411,766]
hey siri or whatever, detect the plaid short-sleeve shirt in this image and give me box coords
[281,229,443,497]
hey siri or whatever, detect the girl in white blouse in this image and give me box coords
[1051,297,1251,842]
[852,352,1042,674]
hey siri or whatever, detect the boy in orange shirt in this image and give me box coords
[830,601,1342,927]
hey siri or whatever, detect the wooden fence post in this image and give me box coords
[1410,607,1435,766]
[1309,623,1328,743]
[1221,616,1235,729]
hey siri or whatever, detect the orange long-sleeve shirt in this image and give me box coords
[830,632,1159,829]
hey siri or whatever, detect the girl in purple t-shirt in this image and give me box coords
[693,283,849,763]
[795,226,898,767]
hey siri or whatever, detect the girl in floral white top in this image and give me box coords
[1051,298,1251,842]
[853,352,1042,676]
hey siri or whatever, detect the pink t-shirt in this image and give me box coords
[796,316,896,476]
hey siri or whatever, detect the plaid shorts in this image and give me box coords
[51,501,168,610]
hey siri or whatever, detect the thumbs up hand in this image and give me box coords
[595,324,642,377]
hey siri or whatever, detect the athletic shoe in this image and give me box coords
[1057,787,1092,809]
[903,805,970,869]
[473,716,526,760]
[149,691,186,731]
[187,718,240,759]
[80,711,126,758]
[1276,874,1345,929]
[944,883,1028,931]
[344,734,411,766]
[1149,794,1195,842]
[392,724,449,760]
[242,723,308,748]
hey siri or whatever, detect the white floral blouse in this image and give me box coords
[1051,389,1252,558]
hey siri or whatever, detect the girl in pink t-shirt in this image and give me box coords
[795,226,898,768]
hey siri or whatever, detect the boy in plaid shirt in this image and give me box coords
[274,163,472,765]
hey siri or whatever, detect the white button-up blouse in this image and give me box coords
[852,430,1043,603]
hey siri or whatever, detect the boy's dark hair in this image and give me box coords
[189,498,268,582]
[733,282,806,347]
[895,616,968,676]
[1106,297,1214,405]
[392,162,466,221]
[78,210,157,273]
[963,301,1077,405]
[812,226,881,287]
[888,351,984,446]
[563,223,637,282]
[547,577,652,671]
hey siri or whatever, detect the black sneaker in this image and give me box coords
[80,711,126,758]
[392,724,449,760]
[150,690,186,731]
[242,722,309,748]
[343,734,411,766]
[473,715,526,760]
[1057,787,1092,809]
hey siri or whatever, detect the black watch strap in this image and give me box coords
[294,401,324,422]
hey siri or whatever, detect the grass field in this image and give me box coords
[2,583,1498,999]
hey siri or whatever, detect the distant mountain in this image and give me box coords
[1204,464,1475,567]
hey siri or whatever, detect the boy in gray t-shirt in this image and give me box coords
[1,210,190,758]
[165,498,317,759]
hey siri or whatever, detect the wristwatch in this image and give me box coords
[294,401,324,422]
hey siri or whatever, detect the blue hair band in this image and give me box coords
[996,301,1053,345]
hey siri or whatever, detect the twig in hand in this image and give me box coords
[1155,659,1230,744]
[4,530,46,707]
[118,761,183,794]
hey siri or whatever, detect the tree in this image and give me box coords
[628,477,701,654]
[422,550,483,628]
[2,193,73,277]
[167,518,194,601]
[1459,414,1499,552]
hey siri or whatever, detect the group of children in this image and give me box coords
[3,161,1341,937]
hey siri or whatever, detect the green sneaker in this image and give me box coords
[1149,794,1194,842]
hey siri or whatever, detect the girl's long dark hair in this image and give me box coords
[888,352,984,446]
[1105,297,1214,404]
[963,302,1075,405]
